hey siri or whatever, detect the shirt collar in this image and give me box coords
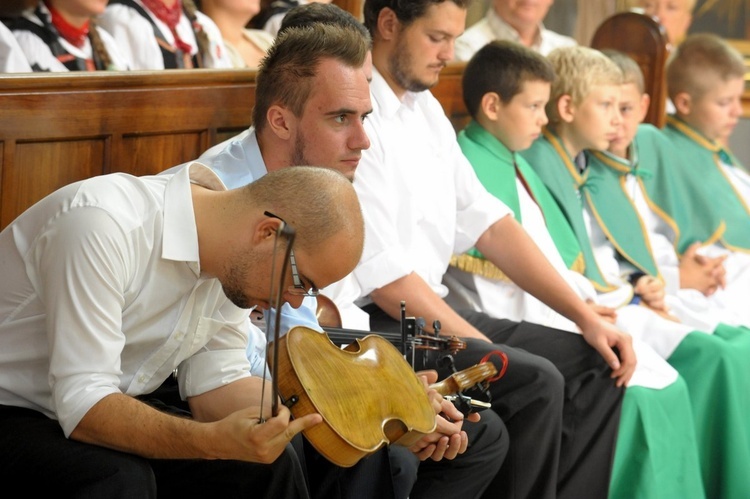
[370,66,419,119]
[162,162,226,274]
[232,128,269,179]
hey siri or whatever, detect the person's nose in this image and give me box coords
[351,120,371,151]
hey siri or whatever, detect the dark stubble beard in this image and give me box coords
[291,132,310,167]
[222,256,254,309]
[389,36,434,93]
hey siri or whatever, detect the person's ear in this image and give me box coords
[254,216,285,244]
[672,91,692,116]
[377,7,399,41]
[480,92,503,121]
[638,93,651,122]
[557,94,575,123]
[266,105,295,141]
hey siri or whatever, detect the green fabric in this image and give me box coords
[609,380,705,499]
[633,124,724,255]
[522,130,617,291]
[584,148,661,277]
[660,116,750,252]
[667,326,750,498]
[456,121,583,270]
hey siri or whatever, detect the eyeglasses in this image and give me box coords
[287,247,320,297]
[264,211,320,297]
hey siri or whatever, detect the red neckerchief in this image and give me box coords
[139,0,193,54]
[43,0,89,49]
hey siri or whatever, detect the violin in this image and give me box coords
[263,229,500,467]
[269,326,437,467]
[269,325,499,467]
[315,294,466,357]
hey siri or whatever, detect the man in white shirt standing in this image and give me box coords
[454,0,576,60]
[324,0,635,498]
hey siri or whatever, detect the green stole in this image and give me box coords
[451,121,584,281]
[631,124,724,255]
[661,115,750,252]
[521,129,618,292]
[585,147,661,278]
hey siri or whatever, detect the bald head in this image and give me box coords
[240,166,364,258]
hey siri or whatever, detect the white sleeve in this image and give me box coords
[0,23,32,72]
[98,4,163,70]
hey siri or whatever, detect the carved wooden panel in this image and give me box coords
[1,139,105,228]
[591,12,670,128]
[432,62,469,133]
[0,70,257,230]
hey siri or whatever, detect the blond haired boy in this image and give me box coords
[448,40,705,499]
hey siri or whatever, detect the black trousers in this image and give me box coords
[0,404,308,498]
[366,305,624,499]
[304,411,507,499]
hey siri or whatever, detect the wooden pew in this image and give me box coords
[432,61,470,132]
[0,69,256,230]
[591,11,670,128]
[0,65,470,232]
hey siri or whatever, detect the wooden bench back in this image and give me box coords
[0,64,471,231]
[591,11,670,127]
[0,69,256,229]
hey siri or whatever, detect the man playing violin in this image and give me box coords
[0,166,361,497]
[163,10,509,499]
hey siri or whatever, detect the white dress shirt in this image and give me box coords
[0,164,255,437]
[455,7,576,61]
[0,22,32,72]
[342,68,510,307]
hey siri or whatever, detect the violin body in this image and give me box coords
[270,326,437,467]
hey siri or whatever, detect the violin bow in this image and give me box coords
[260,218,296,421]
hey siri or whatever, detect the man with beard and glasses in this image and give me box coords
[0,166,362,497]
[320,0,636,498]
[162,16,509,499]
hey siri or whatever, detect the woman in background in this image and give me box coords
[5,0,127,71]
[197,0,272,68]
[99,0,232,69]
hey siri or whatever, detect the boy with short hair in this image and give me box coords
[523,44,750,498]
[448,39,704,499]
[653,33,750,325]
[663,33,750,244]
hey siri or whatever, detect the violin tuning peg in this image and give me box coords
[415,317,426,334]
[432,320,441,336]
